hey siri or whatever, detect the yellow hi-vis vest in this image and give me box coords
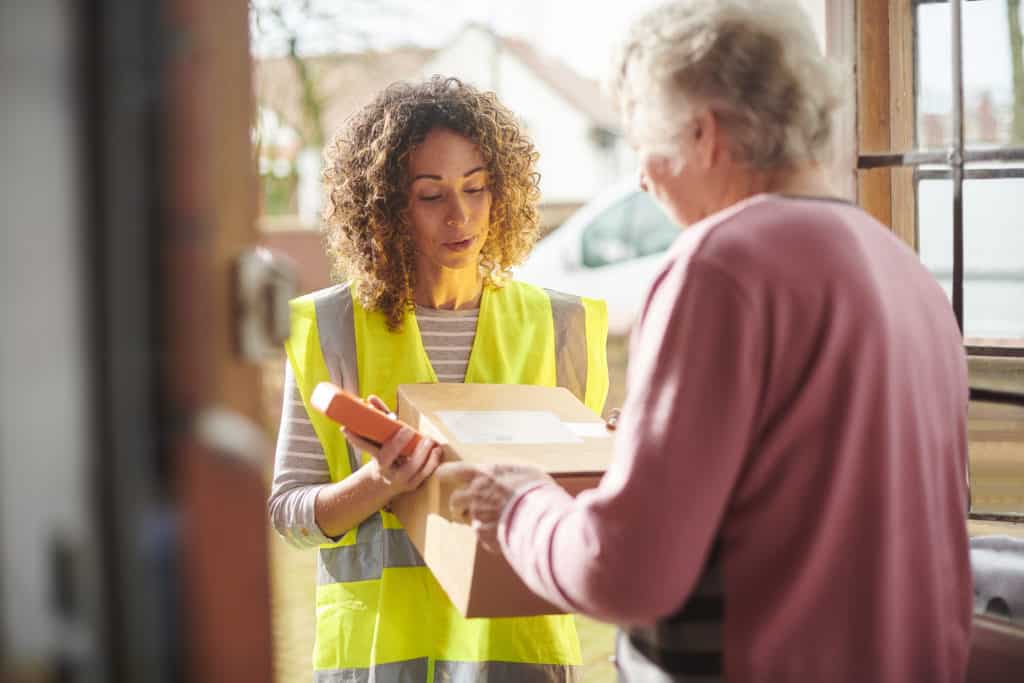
[285,280,609,682]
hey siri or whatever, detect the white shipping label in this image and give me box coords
[564,422,612,439]
[436,410,583,444]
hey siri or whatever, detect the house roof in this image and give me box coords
[254,45,438,144]
[254,24,620,147]
[496,33,619,131]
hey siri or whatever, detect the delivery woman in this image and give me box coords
[267,76,608,682]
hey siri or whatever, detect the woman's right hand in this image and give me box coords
[341,396,444,496]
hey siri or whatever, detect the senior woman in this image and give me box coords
[268,76,608,681]
[442,2,972,682]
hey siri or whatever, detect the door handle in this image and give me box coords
[235,246,297,362]
[194,405,273,470]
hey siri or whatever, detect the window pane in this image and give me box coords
[916,173,1024,340]
[963,174,1024,342]
[916,0,1024,148]
[916,174,953,290]
[917,2,948,148]
[964,0,1024,147]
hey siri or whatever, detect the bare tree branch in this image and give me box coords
[251,0,429,148]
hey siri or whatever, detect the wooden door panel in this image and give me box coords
[165,0,272,680]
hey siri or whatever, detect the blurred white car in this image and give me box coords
[517,181,681,335]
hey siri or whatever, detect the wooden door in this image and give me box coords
[165,0,273,680]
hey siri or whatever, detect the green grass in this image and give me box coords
[576,615,617,682]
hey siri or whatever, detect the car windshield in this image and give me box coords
[581,191,679,268]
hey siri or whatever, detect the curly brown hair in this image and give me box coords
[322,76,542,330]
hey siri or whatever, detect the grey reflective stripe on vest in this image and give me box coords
[314,284,362,474]
[318,513,425,585]
[544,289,588,404]
[312,284,425,587]
[433,661,575,682]
[314,657,429,682]
[314,659,572,682]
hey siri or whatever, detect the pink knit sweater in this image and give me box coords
[501,194,972,682]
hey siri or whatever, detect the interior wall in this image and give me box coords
[0,0,99,675]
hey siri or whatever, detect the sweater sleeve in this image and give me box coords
[499,259,764,624]
[267,363,336,548]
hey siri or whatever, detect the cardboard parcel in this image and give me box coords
[392,383,614,618]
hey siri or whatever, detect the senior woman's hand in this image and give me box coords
[437,462,555,551]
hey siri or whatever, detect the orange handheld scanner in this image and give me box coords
[309,382,423,456]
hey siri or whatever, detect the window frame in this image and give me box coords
[830,0,1024,527]
[843,0,1024,353]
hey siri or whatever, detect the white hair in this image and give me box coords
[609,0,843,168]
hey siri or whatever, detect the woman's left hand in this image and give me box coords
[437,462,554,551]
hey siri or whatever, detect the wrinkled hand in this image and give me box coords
[437,462,554,552]
[341,394,443,496]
